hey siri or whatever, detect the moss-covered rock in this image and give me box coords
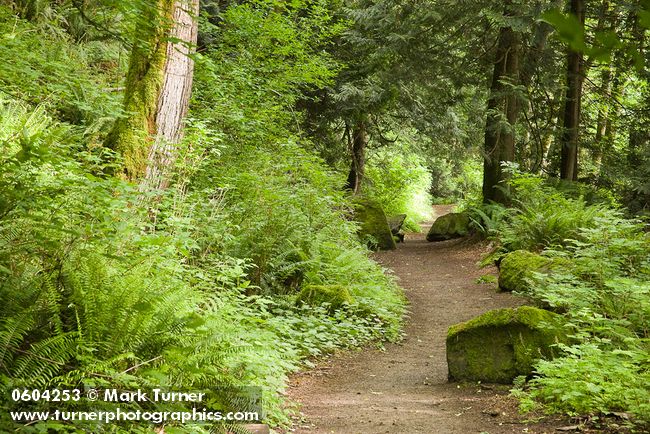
[498,250,557,292]
[295,285,354,312]
[446,306,565,383]
[353,198,396,251]
[426,212,470,242]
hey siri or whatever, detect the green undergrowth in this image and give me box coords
[513,215,650,428]
[467,171,650,429]
[475,172,615,256]
[0,6,125,127]
[0,3,406,432]
[0,77,405,434]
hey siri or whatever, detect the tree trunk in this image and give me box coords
[345,119,368,195]
[592,66,611,171]
[482,5,521,204]
[559,0,585,181]
[106,0,199,185]
[144,0,200,191]
[590,1,616,175]
[541,83,566,172]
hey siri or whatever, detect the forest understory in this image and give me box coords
[0,1,649,433]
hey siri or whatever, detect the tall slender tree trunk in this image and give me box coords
[543,96,564,171]
[559,0,585,181]
[346,119,368,195]
[482,3,521,204]
[592,66,611,171]
[106,0,199,186]
[589,1,615,176]
[595,68,624,172]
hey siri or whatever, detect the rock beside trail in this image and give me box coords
[387,213,407,235]
[353,199,397,251]
[387,214,407,243]
[426,212,470,242]
[446,306,565,384]
[498,250,563,292]
[295,285,354,312]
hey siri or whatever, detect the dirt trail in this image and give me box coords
[287,206,563,434]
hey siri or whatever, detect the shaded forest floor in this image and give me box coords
[285,205,569,434]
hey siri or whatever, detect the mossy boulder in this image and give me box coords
[352,199,396,251]
[426,212,470,242]
[295,285,354,312]
[498,250,561,293]
[446,306,565,384]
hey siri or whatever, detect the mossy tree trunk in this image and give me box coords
[143,0,200,191]
[482,2,521,204]
[106,0,199,186]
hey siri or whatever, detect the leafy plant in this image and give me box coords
[493,171,615,253]
[490,173,650,428]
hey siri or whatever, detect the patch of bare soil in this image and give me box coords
[285,205,571,434]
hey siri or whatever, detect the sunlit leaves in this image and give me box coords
[540,9,586,51]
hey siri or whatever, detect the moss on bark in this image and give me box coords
[105,0,175,181]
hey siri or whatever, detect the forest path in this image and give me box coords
[286,205,562,434]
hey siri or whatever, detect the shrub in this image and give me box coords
[492,174,650,428]
[0,6,124,127]
[188,1,406,336]
[515,342,650,426]
[470,171,617,254]
[465,201,509,239]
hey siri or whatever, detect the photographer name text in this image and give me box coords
[103,389,205,402]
